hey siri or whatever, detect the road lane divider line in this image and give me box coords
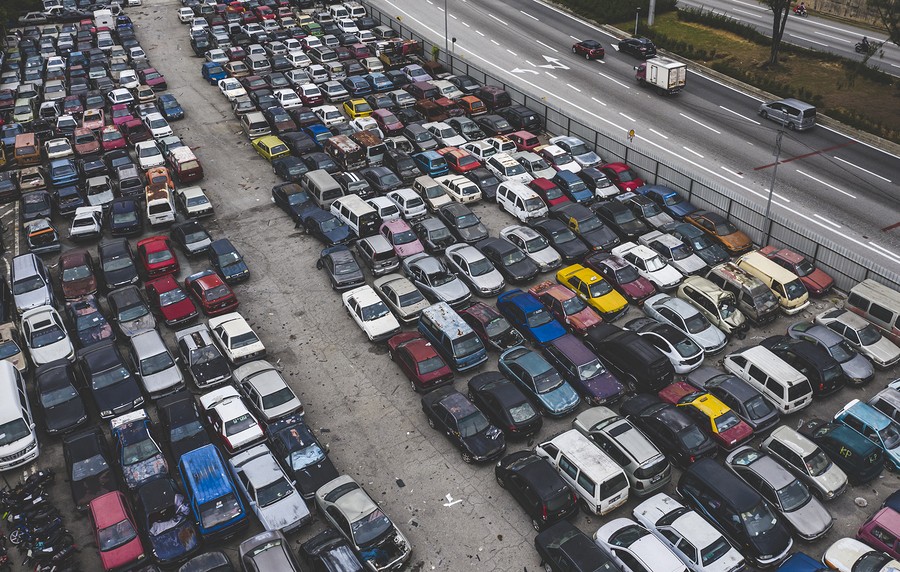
[567,83,582,92]
[450,13,457,19]
[813,31,849,42]
[679,113,721,133]
[721,166,743,178]
[520,10,539,20]
[683,146,704,158]
[764,188,792,203]
[507,49,518,55]
[591,97,607,106]
[788,33,829,46]
[530,0,618,38]
[868,242,900,263]
[814,214,842,228]
[619,112,635,121]
[570,35,580,41]
[476,30,484,36]
[719,105,761,124]
[732,8,762,18]
[795,170,857,199]
[545,71,557,78]
[462,21,470,27]
[649,128,668,139]
[488,13,508,25]
[597,71,630,88]
[833,156,893,182]
[536,40,559,52]
[491,39,500,45]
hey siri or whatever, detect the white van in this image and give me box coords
[535,429,630,515]
[0,361,39,471]
[723,345,813,414]
[146,187,176,226]
[303,169,343,209]
[847,279,900,346]
[331,194,379,238]
[496,181,548,222]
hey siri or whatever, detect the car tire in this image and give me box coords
[759,111,768,119]
[410,379,418,393]
[585,53,590,60]
[427,416,435,429]
[461,451,474,464]
[544,564,553,572]
[579,498,594,515]
[531,518,543,532]
[572,47,576,53]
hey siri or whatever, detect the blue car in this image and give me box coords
[777,553,827,572]
[638,185,698,219]
[553,171,592,204]
[108,197,142,237]
[303,124,333,149]
[412,151,448,177]
[300,208,353,246]
[54,184,85,217]
[365,72,393,93]
[498,346,580,417]
[0,123,24,148]
[834,399,900,470]
[342,76,372,97]
[201,62,226,84]
[48,158,79,188]
[208,238,250,284]
[496,289,566,344]
[158,94,185,121]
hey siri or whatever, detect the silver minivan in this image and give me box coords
[129,329,184,399]
[758,98,816,131]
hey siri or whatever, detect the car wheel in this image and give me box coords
[572,47,577,53]
[461,451,474,464]
[759,110,768,119]
[787,122,796,130]
[579,498,594,515]
[496,473,506,487]
[544,564,553,572]
[427,416,435,429]
[531,518,543,532]
[585,53,590,60]
[410,379,419,393]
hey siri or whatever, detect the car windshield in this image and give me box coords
[828,341,855,363]
[714,411,741,433]
[588,280,613,298]
[485,317,512,338]
[526,309,553,328]
[218,251,242,266]
[13,276,44,295]
[262,387,295,410]
[535,370,563,394]
[122,438,158,465]
[501,250,526,266]
[776,479,810,511]
[880,424,900,449]
[0,340,20,360]
[858,324,882,346]
[199,493,242,529]
[424,185,445,200]
[362,301,390,321]
[715,221,738,235]
[804,450,832,476]
[333,262,357,276]
[677,425,707,449]
[674,337,701,358]
[578,359,605,380]
[113,210,138,225]
[701,537,733,566]
[684,313,710,335]
[140,352,174,376]
[397,290,424,307]
[41,382,77,408]
[147,250,172,265]
[453,333,483,358]
[257,477,294,507]
[231,331,260,349]
[62,265,91,282]
[430,271,457,287]
[393,230,417,245]
[457,411,489,438]
[783,279,806,301]
[645,255,667,272]
[93,366,131,389]
[509,401,537,423]
[0,419,30,447]
[466,257,493,276]
[160,288,187,306]
[171,420,204,443]
[456,213,479,228]
[578,217,601,233]
[562,296,588,315]
[32,324,65,347]
[740,501,778,536]
[119,301,149,322]
[319,217,344,233]
[523,197,544,212]
[99,519,137,552]
[351,508,393,547]
[225,413,256,436]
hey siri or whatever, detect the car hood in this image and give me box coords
[184,235,213,255]
[161,298,197,323]
[573,152,601,167]
[120,313,156,337]
[30,339,74,366]
[93,375,142,413]
[123,453,167,489]
[464,426,505,459]
[801,270,833,294]
[434,279,471,304]
[293,456,339,499]
[473,270,505,293]
[105,266,139,289]
[488,327,525,351]
[691,325,727,353]
[259,489,311,530]
[719,422,754,448]
[140,367,183,396]
[395,242,425,258]
[87,189,114,207]
[149,518,200,564]
[839,354,874,382]
[867,338,900,365]
[45,394,87,432]
[537,381,580,415]
[14,289,52,313]
[506,259,539,281]
[814,464,849,497]
[621,277,656,302]
[567,309,603,333]
[670,254,706,275]
[696,244,731,266]
[583,226,618,250]
[646,213,676,228]
[99,532,144,571]
[457,223,489,243]
[221,260,250,280]
[527,247,561,270]
[747,519,792,562]
[783,499,833,539]
[579,371,624,403]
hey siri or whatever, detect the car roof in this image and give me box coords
[90,491,128,527]
[502,289,541,312]
[739,450,796,489]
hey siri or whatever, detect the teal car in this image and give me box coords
[834,399,900,471]
[499,346,580,418]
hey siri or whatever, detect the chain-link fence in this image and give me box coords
[365,2,900,294]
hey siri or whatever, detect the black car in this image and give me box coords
[272,182,316,223]
[395,107,423,126]
[107,197,142,237]
[686,366,781,433]
[299,529,366,571]
[578,167,615,196]
[618,37,658,59]
[21,190,52,222]
[79,155,108,179]
[176,325,232,389]
[661,222,731,266]
[798,418,884,484]
[448,74,480,94]
[316,245,364,291]
[107,285,156,338]
[302,151,339,174]
[366,93,397,113]
[759,335,845,396]
[383,148,420,184]
[412,217,455,254]
[550,203,619,251]
[476,237,539,283]
[361,165,402,193]
[266,415,338,500]
[496,451,578,531]
[272,155,308,182]
[135,478,201,566]
[290,107,321,129]
[531,218,590,263]
[437,202,489,244]
[65,295,115,348]
[535,520,618,572]
[498,105,542,132]
[333,171,374,200]
[384,69,410,89]
[97,239,139,291]
[76,340,143,420]
[467,371,541,439]
[0,278,11,324]
[465,167,501,202]
[157,391,213,461]
[0,172,19,203]
[170,220,213,256]
[35,359,87,435]
[403,123,437,152]
[53,184,86,217]
[208,239,250,284]
[62,428,120,511]
[475,114,514,136]
[281,131,318,155]
[592,200,649,241]
[300,208,353,246]
[421,386,506,464]
[620,393,717,466]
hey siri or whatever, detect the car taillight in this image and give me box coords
[509,425,518,432]
[819,383,825,391]
[689,455,695,463]
[541,503,548,521]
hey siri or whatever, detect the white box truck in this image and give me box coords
[635,57,686,95]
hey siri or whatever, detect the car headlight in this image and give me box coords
[134,397,144,407]
[101,409,113,418]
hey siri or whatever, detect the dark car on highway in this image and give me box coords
[157,391,213,461]
[467,371,542,439]
[618,37,657,59]
[421,386,506,464]
[63,428,121,511]
[620,393,717,467]
[496,450,578,531]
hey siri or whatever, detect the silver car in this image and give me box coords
[402,253,472,308]
[373,274,430,324]
[444,244,504,297]
[642,293,727,354]
[128,329,184,399]
[761,426,847,500]
[787,322,874,385]
[233,360,303,422]
[229,445,311,533]
[499,225,562,272]
[548,135,602,168]
[725,446,833,540]
[815,308,900,369]
[239,530,304,571]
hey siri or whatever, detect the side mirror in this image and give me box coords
[634,66,639,71]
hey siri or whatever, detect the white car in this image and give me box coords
[233,360,303,422]
[432,79,463,100]
[313,104,344,126]
[286,51,312,69]
[499,225,561,272]
[175,186,214,218]
[108,88,134,106]
[44,138,73,159]
[611,242,683,291]
[209,312,267,364]
[205,48,228,64]
[643,293,727,354]
[366,196,402,222]
[342,285,402,342]
[594,518,688,572]
[541,144,581,173]
[639,231,706,276]
[45,56,66,74]
[461,140,496,162]
[218,77,247,101]
[425,122,466,147]
[444,244,505,297]
[21,306,75,367]
[228,444,311,532]
[815,308,900,368]
[285,69,311,87]
[274,88,303,109]
[386,188,427,220]
[198,385,265,454]
[134,140,164,169]
[178,7,194,22]
[823,538,900,572]
[633,493,745,572]
[625,317,704,374]
[118,69,139,89]
[68,206,103,241]
[336,18,358,33]
[512,151,558,180]
[349,117,382,138]
[321,81,349,102]
[298,83,323,102]
[143,112,174,139]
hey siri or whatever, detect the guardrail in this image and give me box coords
[364,2,900,294]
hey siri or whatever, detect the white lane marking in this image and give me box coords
[545,71,557,79]
[597,71,630,89]
[379,0,896,265]
[788,34,829,46]
[525,60,536,66]
[719,105,761,125]
[893,63,900,69]
[868,242,900,263]
[649,128,668,139]
[814,214,842,228]
[814,31,849,42]
[730,0,766,9]
[619,112,635,121]
[683,146,704,158]
[833,156,893,182]
[450,13,457,19]
[476,30,484,36]
[536,40,559,52]
[567,83,582,92]
[488,13,508,25]
[764,188,792,203]
[530,0,618,38]
[679,113,721,133]
[570,35,581,41]
[520,10,539,20]
[490,39,500,45]
[507,49,518,56]
[426,0,432,4]
[721,166,744,178]
[795,170,857,199]
[437,5,444,11]
[732,8,761,17]
[462,21,470,27]
[591,96,607,106]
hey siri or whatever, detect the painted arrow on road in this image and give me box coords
[511,68,540,74]
[538,55,570,69]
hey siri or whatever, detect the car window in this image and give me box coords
[558,455,578,480]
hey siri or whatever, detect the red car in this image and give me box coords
[136,236,180,279]
[438,147,481,174]
[240,10,258,23]
[100,125,126,151]
[146,275,199,326]
[73,127,100,155]
[658,381,754,450]
[255,5,275,19]
[529,281,601,336]
[226,46,246,61]
[110,103,134,126]
[372,109,403,136]
[184,270,239,316]
[122,118,152,145]
[572,39,605,60]
[599,162,645,192]
[509,130,540,152]
[583,252,657,304]
[90,491,146,572]
[138,68,168,91]
[241,75,269,93]
[388,332,453,392]
[59,250,98,300]
[529,178,570,207]
[759,245,834,296]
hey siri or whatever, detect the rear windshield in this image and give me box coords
[787,382,811,402]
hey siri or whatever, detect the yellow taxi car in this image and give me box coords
[251,135,290,162]
[556,264,628,320]
[343,98,373,119]
[659,381,754,450]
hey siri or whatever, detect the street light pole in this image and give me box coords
[635,7,641,36]
[763,125,785,246]
[444,0,449,52]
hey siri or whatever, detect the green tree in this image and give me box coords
[759,0,792,66]
[869,0,899,48]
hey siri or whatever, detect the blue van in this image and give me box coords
[418,302,488,372]
[179,445,248,541]
[552,171,592,204]
[200,62,226,84]
[834,399,900,470]
[304,124,334,149]
[412,151,449,177]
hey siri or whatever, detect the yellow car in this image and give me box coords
[661,382,754,450]
[251,135,290,162]
[343,98,373,119]
[556,264,628,319]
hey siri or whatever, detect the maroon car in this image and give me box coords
[759,245,834,296]
[59,250,98,300]
[388,332,453,392]
[459,302,525,352]
[572,40,605,60]
[372,109,404,136]
[583,252,656,304]
[146,275,199,327]
[138,67,168,91]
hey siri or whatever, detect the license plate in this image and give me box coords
[651,473,664,483]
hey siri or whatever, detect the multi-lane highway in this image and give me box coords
[369,0,900,276]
